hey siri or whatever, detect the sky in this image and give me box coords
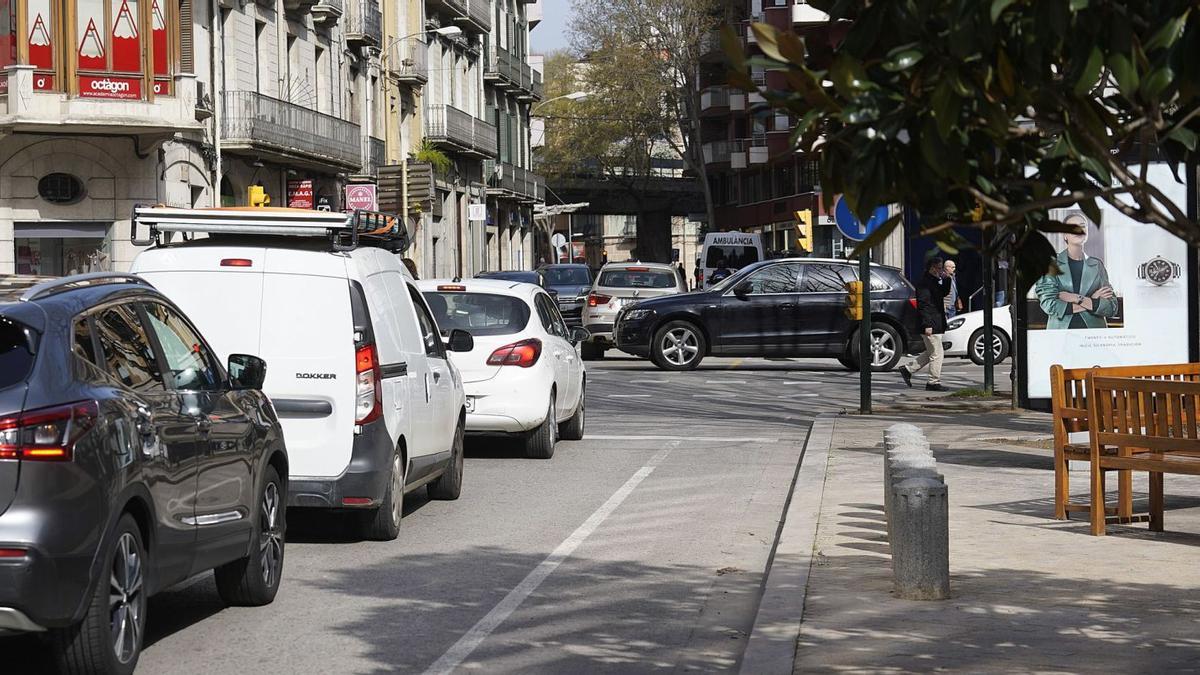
[531,1,574,55]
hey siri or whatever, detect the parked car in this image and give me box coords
[700,231,764,287]
[131,207,470,541]
[0,273,287,674]
[613,258,923,371]
[477,270,548,289]
[944,305,1012,365]
[538,264,594,327]
[583,262,689,359]
[418,279,588,459]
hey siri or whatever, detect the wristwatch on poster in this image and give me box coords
[1137,255,1182,286]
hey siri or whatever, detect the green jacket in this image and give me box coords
[1034,250,1117,329]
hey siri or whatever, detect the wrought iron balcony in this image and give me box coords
[465,0,492,33]
[311,0,343,25]
[486,48,542,100]
[425,104,498,158]
[221,91,362,171]
[486,161,544,203]
[364,136,385,177]
[346,0,382,46]
[389,39,428,84]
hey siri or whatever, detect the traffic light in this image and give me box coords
[970,202,984,222]
[793,209,813,253]
[248,185,271,208]
[844,280,864,320]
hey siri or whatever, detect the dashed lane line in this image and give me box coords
[422,442,680,675]
[585,434,784,443]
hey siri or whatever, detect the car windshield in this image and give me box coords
[543,267,591,286]
[598,269,676,289]
[0,315,34,389]
[423,292,531,337]
[706,245,759,269]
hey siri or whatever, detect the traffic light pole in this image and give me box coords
[982,228,995,394]
[859,250,872,414]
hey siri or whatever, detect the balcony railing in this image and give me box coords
[702,141,732,165]
[365,136,385,176]
[311,0,343,24]
[425,104,499,157]
[346,0,382,46]
[466,0,492,32]
[701,87,730,112]
[486,161,544,202]
[221,90,362,171]
[389,39,428,83]
[487,47,542,99]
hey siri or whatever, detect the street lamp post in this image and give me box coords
[532,91,590,263]
[381,25,462,231]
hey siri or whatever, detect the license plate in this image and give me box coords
[465,397,476,414]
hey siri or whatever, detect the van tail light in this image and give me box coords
[0,401,98,462]
[909,298,918,309]
[698,270,704,284]
[354,344,382,425]
[487,339,542,368]
[220,258,254,267]
[588,293,612,307]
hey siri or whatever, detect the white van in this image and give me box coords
[700,231,764,286]
[130,207,469,541]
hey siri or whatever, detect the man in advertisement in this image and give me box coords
[1034,212,1117,330]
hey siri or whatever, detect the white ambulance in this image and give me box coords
[700,231,765,287]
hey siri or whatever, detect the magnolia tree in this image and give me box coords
[728,0,1199,287]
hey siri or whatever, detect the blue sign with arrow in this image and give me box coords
[834,196,890,242]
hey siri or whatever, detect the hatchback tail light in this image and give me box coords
[909,298,918,309]
[0,401,98,462]
[354,344,382,424]
[487,339,542,368]
[588,293,612,307]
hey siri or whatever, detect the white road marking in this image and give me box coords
[630,379,668,384]
[422,443,679,675]
[705,379,747,384]
[586,434,782,443]
[784,393,820,398]
[608,394,652,398]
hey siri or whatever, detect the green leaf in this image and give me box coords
[847,214,902,259]
[1079,199,1102,228]
[830,55,873,97]
[1140,66,1175,100]
[1167,125,1198,151]
[720,25,747,70]
[1107,53,1140,98]
[883,49,924,72]
[1035,220,1087,234]
[1013,232,1058,296]
[1069,0,1088,10]
[996,49,1015,97]
[1073,47,1102,96]
[1144,10,1190,51]
[990,0,1017,23]
[931,80,958,139]
[750,23,787,63]
[1079,155,1112,184]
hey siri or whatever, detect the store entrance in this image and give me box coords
[14,223,112,276]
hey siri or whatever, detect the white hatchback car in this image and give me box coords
[943,305,1013,365]
[418,279,588,459]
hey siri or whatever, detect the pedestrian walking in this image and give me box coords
[943,259,963,319]
[899,257,951,392]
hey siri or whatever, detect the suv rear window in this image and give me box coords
[423,292,531,337]
[0,316,34,389]
[598,269,676,289]
[543,267,591,285]
[706,246,759,268]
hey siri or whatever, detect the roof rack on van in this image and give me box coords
[20,272,155,303]
[130,207,411,254]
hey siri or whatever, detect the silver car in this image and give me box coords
[582,262,688,359]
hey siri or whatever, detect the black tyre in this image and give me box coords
[968,328,1010,365]
[581,342,606,360]
[360,451,404,541]
[525,395,557,459]
[650,320,706,371]
[558,387,585,441]
[215,466,285,606]
[847,323,904,372]
[836,354,857,370]
[428,421,465,500]
[52,514,147,675]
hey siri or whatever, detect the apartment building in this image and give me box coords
[701,0,852,257]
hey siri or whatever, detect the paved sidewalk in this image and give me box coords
[796,406,1200,673]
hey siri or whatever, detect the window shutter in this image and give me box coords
[179,0,194,73]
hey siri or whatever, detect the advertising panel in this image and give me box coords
[78,75,140,99]
[287,179,314,209]
[1023,163,1191,399]
[345,184,377,212]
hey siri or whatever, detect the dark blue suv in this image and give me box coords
[0,273,287,674]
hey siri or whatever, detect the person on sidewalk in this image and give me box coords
[943,259,964,319]
[899,257,951,392]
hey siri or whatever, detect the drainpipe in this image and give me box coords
[211,0,223,206]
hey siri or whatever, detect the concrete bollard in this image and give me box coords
[886,464,941,536]
[891,476,950,600]
[884,442,933,507]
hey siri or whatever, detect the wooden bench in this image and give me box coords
[1087,375,1200,535]
[1049,363,1200,520]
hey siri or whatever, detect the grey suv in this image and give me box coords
[0,273,288,674]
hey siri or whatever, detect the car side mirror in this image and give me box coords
[734,281,752,298]
[228,354,267,390]
[569,327,591,344]
[446,329,474,353]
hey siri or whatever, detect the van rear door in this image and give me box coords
[0,313,34,515]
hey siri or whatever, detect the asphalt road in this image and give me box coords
[8,355,985,674]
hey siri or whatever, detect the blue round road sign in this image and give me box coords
[834,197,889,241]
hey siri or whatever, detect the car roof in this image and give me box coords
[598,261,677,272]
[540,263,589,269]
[416,278,546,299]
[0,274,165,331]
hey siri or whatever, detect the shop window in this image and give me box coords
[38,173,85,204]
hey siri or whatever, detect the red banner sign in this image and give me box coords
[33,73,55,90]
[287,179,314,209]
[152,78,171,96]
[78,74,140,99]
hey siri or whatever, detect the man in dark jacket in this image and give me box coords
[898,257,951,391]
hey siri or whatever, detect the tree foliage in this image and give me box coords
[728,0,1199,285]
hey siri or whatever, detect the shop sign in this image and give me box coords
[152,79,171,96]
[287,179,314,209]
[78,75,141,100]
[345,184,377,212]
[33,73,54,90]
